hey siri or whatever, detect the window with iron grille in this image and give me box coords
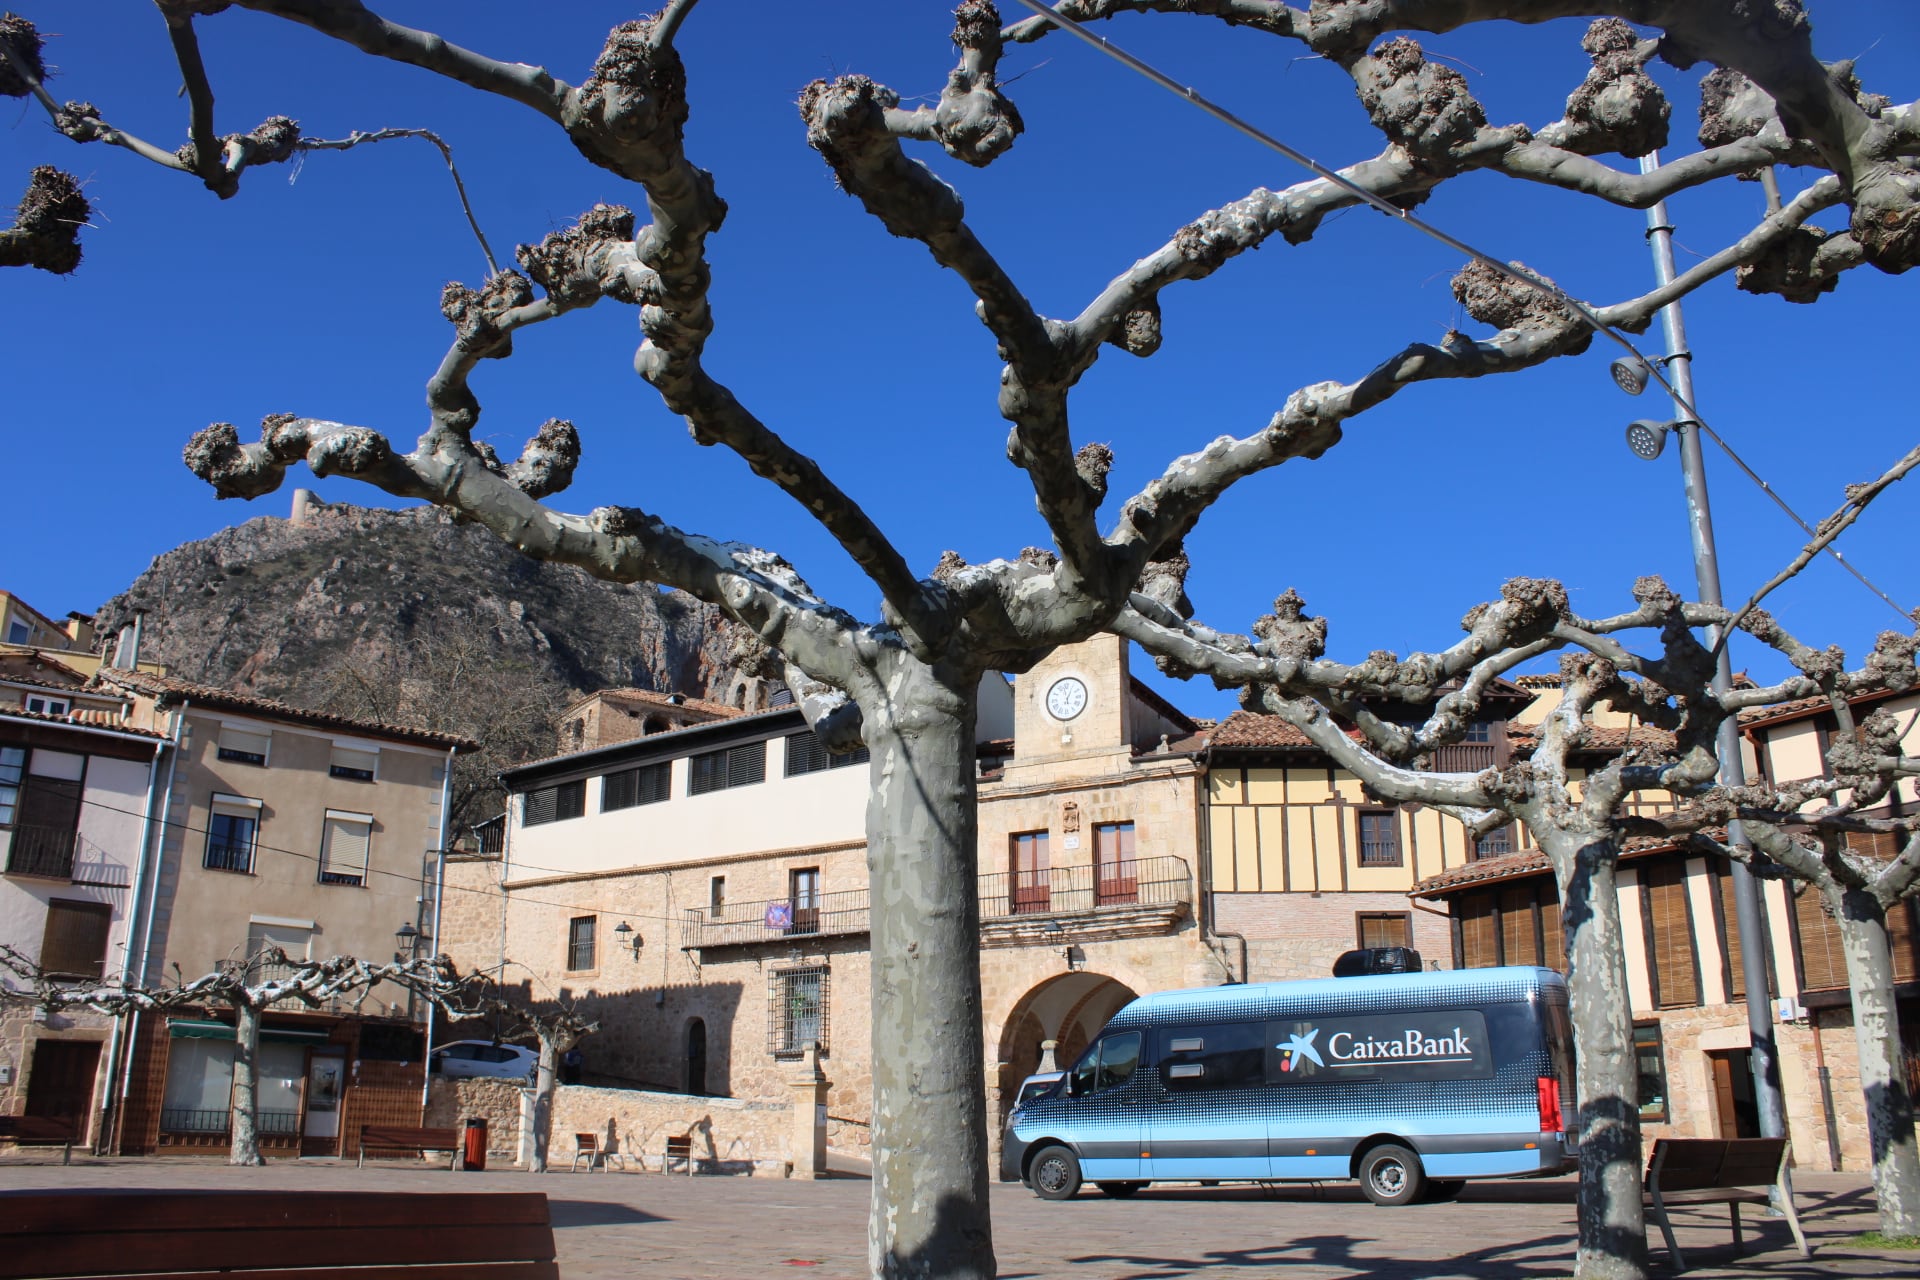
[204,797,260,874]
[602,761,671,811]
[769,966,829,1057]
[784,732,871,777]
[567,915,596,971]
[524,778,586,826]
[709,875,726,919]
[1356,810,1401,866]
[1473,824,1513,860]
[41,898,112,979]
[689,743,765,796]
[216,726,271,767]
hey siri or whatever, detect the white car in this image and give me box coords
[431,1040,538,1080]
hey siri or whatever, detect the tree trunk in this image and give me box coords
[527,1038,559,1174]
[1834,886,1920,1237]
[228,1000,266,1167]
[1553,836,1649,1280]
[862,660,993,1280]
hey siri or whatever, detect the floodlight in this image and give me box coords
[1610,357,1652,396]
[1626,419,1670,461]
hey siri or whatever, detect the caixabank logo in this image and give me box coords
[1274,1011,1492,1081]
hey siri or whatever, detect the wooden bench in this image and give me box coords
[0,1116,77,1165]
[358,1124,463,1169]
[570,1131,624,1172]
[0,1188,555,1280]
[1643,1136,1809,1272]
[662,1131,697,1175]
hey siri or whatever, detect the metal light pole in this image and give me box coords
[1633,151,1790,1156]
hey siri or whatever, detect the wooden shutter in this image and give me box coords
[556,779,585,820]
[1643,862,1700,1008]
[1714,870,1780,1000]
[1539,893,1567,972]
[602,768,637,811]
[728,744,764,788]
[320,813,371,885]
[1890,899,1920,987]
[41,899,112,978]
[1499,885,1540,967]
[524,785,558,825]
[1793,887,1848,993]
[786,733,829,776]
[1457,892,1498,968]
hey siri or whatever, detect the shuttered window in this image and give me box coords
[523,779,585,826]
[690,744,765,796]
[602,762,671,811]
[205,794,261,874]
[1643,862,1700,1008]
[1456,892,1498,969]
[1793,887,1848,993]
[216,726,271,767]
[1715,870,1780,1001]
[1892,901,1920,987]
[41,898,113,979]
[318,811,371,886]
[329,746,377,782]
[1499,885,1542,967]
[784,733,870,777]
[1357,811,1401,866]
[1540,894,1567,972]
[1357,912,1410,949]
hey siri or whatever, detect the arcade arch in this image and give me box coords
[993,971,1138,1127]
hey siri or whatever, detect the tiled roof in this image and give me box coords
[93,669,478,751]
[1205,711,1324,750]
[568,687,742,719]
[1505,724,1677,755]
[0,705,169,739]
[1409,834,1684,897]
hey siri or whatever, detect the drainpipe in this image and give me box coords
[420,745,455,1109]
[1192,743,1248,984]
[111,697,186,1153]
[96,729,169,1153]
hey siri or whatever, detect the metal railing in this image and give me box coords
[158,1108,299,1136]
[2,823,78,879]
[203,841,254,873]
[681,854,1193,948]
[977,855,1189,920]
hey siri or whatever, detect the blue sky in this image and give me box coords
[7,2,1917,716]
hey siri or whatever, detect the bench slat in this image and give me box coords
[0,1190,550,1235]
[50,1265,558,1280]
[8,1225,556,1279]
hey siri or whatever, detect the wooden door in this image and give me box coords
[1094,822,1137,905]
[25,1039,101,1142]
[1011,832,1050,914]
[1708,1052,1738,1138]
[789,868,820,935]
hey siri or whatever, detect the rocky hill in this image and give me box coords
[93,497,750,708]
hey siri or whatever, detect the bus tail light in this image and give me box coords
[1537,1076,1565,1133]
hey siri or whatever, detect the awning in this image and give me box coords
[167,1018,330,1044]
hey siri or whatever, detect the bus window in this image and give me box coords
[1160,1023,1266,1092]
[1071,1032,1143,1095]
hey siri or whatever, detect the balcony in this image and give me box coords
[680,855,1193,952]
[2,823,78,879]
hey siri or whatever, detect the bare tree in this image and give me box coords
[428,982,598,1174]
[11,1,1913,1274]
[0,944,471,1167]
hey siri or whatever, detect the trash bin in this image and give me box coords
[463,1116,488,1172]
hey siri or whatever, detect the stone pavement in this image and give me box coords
[1,1157,1909,1279]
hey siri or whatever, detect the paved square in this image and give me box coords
[2,1157,1910,1279]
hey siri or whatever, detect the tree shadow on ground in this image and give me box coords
[547,1197,662,1227]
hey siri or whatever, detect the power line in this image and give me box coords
[1005,0,1911,623]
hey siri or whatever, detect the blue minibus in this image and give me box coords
[1002,966,1576,1204]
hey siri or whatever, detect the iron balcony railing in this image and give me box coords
[159,1108,299,1136]
[682,854,1192,949]
[1,823,78,879]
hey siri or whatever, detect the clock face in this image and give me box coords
[1045,677,1088,722]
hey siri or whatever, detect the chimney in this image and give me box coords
[63,612,95,651]
[111,610,145,670]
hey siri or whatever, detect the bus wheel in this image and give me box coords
[1358,1144,1425,1207]
[1421,1179,1465,1204]
[1029,1146,1082,1201]
[1096,1182,1144,1199]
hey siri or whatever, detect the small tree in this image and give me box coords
[0,944,470,1166]
[425,978,598,1174]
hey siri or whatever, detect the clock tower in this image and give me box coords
[1010,634,1133,769]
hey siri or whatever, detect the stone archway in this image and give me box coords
[993,971,1138,1130]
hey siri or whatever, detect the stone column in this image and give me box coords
[789,1041,829,1179]
[1038,1040,1058,1073]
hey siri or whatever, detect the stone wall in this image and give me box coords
[424,1077,525,1161]
[1217,891,1452,982]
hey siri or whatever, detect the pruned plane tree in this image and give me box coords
[6,2,1916,1277]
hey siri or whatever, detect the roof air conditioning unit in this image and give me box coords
[1332,947,1422,978]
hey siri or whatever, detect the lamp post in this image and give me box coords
[395,921,424,1022]
[1618,150,1789,1160]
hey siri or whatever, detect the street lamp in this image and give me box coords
[613,921,642,959]
[394,921,421,963]
[1610,355,1654,396]
[1624,418,1672,461]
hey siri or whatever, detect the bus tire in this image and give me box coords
[1096,1181,1144,1199]
[1358,1144,1425,1207]
[1029,1145,1082,1201]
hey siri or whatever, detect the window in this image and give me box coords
[1093,821,1137,904]
[523,779,586,826]
[770,966,829,1056]
[602,761,670,811]
[161,1037,235,1133]
[23,694,69,716]
[5,748,83,878]
[328,746,377,782]
[690,743,766,796]
[204,794,261,874]
[1010,830,1050,914]
[1462,721,1493,744]
[1634,1021,1669,1122]
[1357,912,1411,950]
[789,867,821,935]
[567,915,596,971]
[1642,862,1700,1008]
[41,898,112,978]
[1159,1023,1265,1093]
[709,875,726,919]
[1473,824,1513,860]
[1357,810,1401,866]
[784,732,870,777]
[0,746,22,826]
[216,726,271,767]
[246,921,311,979]
[1070,1031,1142,1096]
[6,620,30,644]
[318,810,371,886]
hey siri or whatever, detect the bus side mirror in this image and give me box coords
[1062,1074,1079,1097]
